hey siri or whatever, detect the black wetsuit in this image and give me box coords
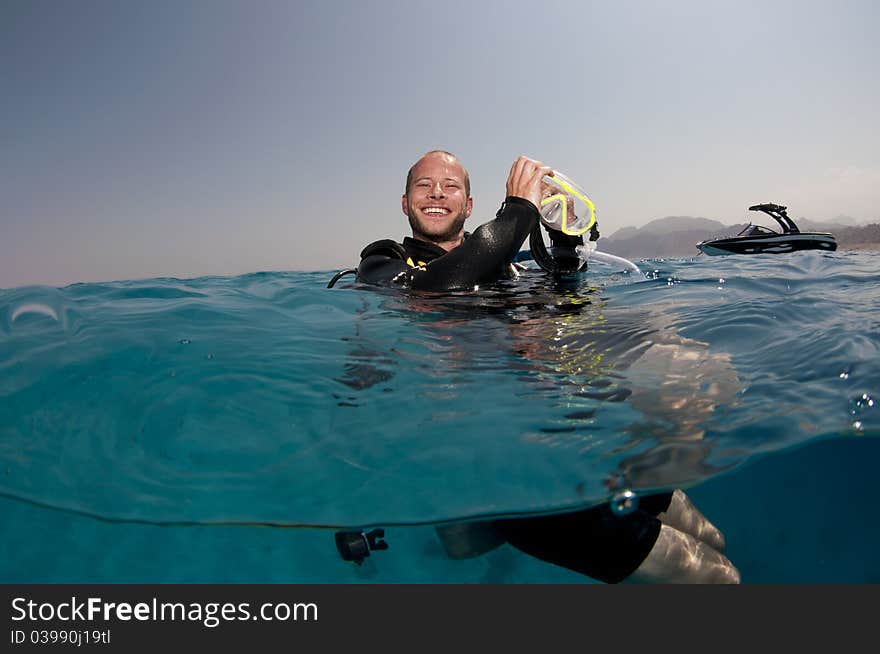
[492,492,671,584]
[356,195,672,583]
[357,196,539,290]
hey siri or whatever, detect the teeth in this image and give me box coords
[423,208,448,214]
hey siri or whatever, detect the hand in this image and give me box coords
[506,155,553,210]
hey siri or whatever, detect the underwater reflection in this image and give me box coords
[336,271,746,582]
[341,272,741,493]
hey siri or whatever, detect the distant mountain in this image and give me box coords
[600,215,880,258]
[600,216,730,258]
[794,218,848,232]
[828,215,866,227]
[836,223,880,250]
[631,216,729,234]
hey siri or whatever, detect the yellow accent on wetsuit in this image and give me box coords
[406,257,427,271]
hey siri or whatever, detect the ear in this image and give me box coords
[401,193,409,217]
[465,196,473,218]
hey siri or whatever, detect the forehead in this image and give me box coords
[410,154,466,182]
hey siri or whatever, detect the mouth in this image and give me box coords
[420,206,451,218]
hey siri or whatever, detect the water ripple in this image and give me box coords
[0,252,877,526]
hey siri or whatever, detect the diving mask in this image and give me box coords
[539,171,596,237]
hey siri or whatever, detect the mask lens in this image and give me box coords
[539,172,596,236]
[540,197,563,226]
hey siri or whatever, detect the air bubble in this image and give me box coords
[178,339,191,345]
[850,394,874,432]
[610,489,639,516]
[852,393,874,409]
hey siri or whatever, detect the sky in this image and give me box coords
[2,0,878,287]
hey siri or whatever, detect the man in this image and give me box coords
[355,150,740,583]
[356,151,547,290]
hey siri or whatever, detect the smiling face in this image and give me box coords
[402,151,472,250]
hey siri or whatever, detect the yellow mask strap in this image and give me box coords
[540,179,596,236]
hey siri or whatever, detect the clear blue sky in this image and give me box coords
[2,0,878,287]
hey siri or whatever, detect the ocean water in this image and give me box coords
[1,250,877,582]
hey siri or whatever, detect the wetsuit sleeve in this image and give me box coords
[356,196,540,291]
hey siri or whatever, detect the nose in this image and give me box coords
[429,181,446,198]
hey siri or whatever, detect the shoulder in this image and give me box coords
[360,239,408,261]
[357,239,412,286]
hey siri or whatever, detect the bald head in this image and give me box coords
[405,151,470,197]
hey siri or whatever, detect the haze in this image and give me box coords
[2,0,877,287]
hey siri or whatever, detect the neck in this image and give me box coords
[411,232,464,252]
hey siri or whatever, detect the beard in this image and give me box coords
[407,207,468,243]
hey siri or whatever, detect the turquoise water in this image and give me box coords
[1,250,878,582]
